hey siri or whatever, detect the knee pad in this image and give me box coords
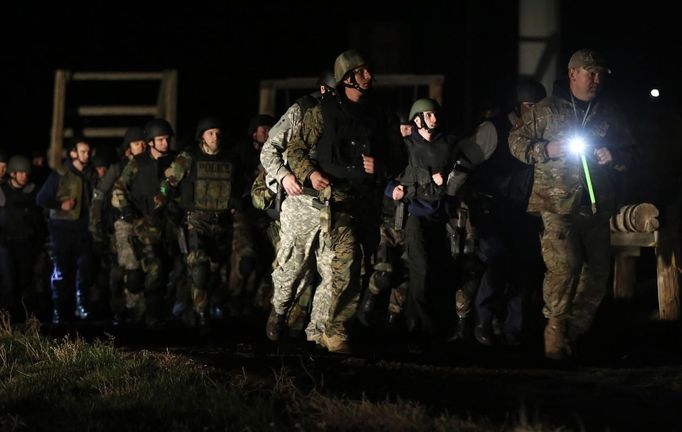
[239,256,256,277]
[126,270,145,294]
[370,270,393,294]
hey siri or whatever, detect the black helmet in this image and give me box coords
[144,118,175,142]
[316,70,336,91]
[91,154,110,168]
[0,152,8,164]
[195,116,223,140]
[247,114,276,136]
[515,78,546,104]
[397,111,411,126]
[123,126,146,146]
[8,155,31,174]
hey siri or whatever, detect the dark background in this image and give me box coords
[2,0,681,204]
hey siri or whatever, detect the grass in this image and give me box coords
[0,312,572,431]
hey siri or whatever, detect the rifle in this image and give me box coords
[394,200,407,231]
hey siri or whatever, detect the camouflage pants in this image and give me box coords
[113,218,162,317]
[540,210,611,339]
[368,219,408,316]
[325,206,380,340]
[270,195,331,340]
[185,211,231,314]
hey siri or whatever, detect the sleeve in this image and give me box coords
[36,171,61,210]
[160,151,192,193]
[508,108,551,165]
[288,106,324,183]
[260,104,302,184]
[111,160,137,210]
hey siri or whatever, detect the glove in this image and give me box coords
[120,205,135,223]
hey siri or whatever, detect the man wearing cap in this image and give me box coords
[287,49,406,352]
[509,49,634,360]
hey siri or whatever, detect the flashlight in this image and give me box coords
[569,136,586,154]
[568,135,597,213]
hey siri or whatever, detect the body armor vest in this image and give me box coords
[315,95,386,185]
[400,132,455,190]
[130,152,176,216]
[180,147,233,212]
[471,114,533,204]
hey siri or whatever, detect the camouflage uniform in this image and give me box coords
[509,82,633,347]
[111,152,174,323]
[288,97,405,346]
[160,146,236,322]
[260,95,333,340]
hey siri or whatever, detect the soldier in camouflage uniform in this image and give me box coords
[509,49,634,359]
[259,70,337,342]
[288,49,406,352]
[111,119,177,326]
[156,116,240,327]
[90,127,146,323]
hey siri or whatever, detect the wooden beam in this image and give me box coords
[610,231,657,248]
[63,127,128,138]
[71,72,164,81]
[77,106,158,116]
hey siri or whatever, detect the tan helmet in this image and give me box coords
[334,49,367,84]
[409,98,441,121]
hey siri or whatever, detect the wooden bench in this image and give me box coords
[611,230,680,319]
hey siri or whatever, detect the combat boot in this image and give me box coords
[321,333,352,354]
[449,315,472,341]
[474,322,494,346]
[356,290,377,327]
[265,308,286,341]
[544,317,570,360]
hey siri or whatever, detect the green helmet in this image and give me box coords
[8,155,31,174]
[334,49,367,83]
[409,98,441,121]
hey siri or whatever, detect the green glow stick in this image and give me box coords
[580,153,597,214]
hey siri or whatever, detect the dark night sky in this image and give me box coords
[2,0,681,190]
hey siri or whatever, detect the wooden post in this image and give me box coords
[613,250,637,299]
[656,207,680,320]
[49,70,68,170]
[164,69,178,132]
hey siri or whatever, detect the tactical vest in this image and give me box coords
[0,182,38,239]
[471,114,533,204]
[296,94,318,117]
[315,95,386,184]
[400,132,455,189]
[180,147,233,212]
[130,152,176,216]
[49,168,88,221]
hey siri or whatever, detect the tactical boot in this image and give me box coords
[265,308,286,341]
[474,322,494,346]
[356,290,377,327]
[449,315,473,342]
[544,318,570,360]
[321,333,352,354]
